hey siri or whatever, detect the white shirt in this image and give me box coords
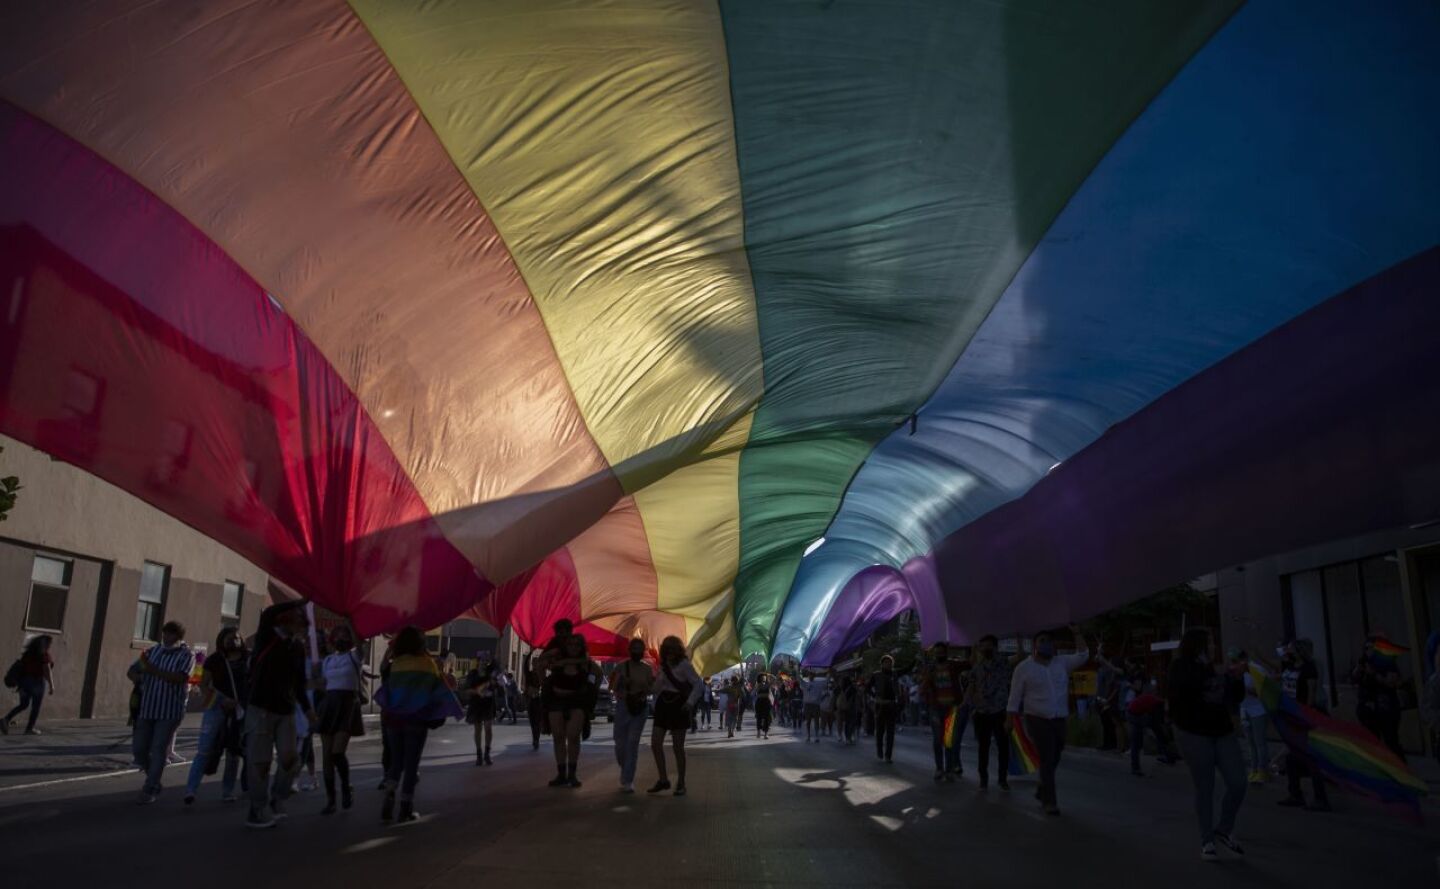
[322,651,361,692]
[653,658,704,708]
[802,677,830,705]
[1006,647,1089,719]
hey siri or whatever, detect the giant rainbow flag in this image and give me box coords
[2,1,1438,673]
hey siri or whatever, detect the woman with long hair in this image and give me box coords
[648,636,703,796]
[183,627,248,804]
[375,626,461,822]
[2,635,54,735]
[1167,628,1246,861]
[317,625,367,814]
[541,633,601,788]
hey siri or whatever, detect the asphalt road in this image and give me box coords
[0,718,1434,887]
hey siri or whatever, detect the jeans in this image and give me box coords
[699,701,712,727]
[4,677,45,731]
[613,704,647,785]
[1241,711,1269,771]
[929,708,959,772]
[185,706,241,797]
[973,711,1009,781]
[874,705,897,759]
[245,707,297,812]
[1127,711,1171,772]
[1026,715,1067,806]
[132,715,183,795]
[1175,730,1247,844]
[384,721,430,802]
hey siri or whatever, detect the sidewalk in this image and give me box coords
[0,712,381,791]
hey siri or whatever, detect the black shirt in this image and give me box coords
[247,602,309,715]
[1167,656,1242,737]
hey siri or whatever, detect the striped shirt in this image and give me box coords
[137,643,195,721]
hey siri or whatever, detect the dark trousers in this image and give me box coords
[528,698,544,746]
[1286,752,1328,804]
[3,678,45,732]
[383,722,430,802]
[874,705,897,759]
[1099,705,1119,750]
[1127,711,1172,772]
[1026,715,1067,806]
[973,711,1009,781]
[1359,708,1405,762]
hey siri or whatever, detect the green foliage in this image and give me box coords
[0,446,19,522]
[1080,582,1210,652]
[861,618,922,675]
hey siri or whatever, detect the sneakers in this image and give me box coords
[1212,831,1244,855]
[646,779,672,794]
[547,775,569,788]
[221,792,238,803]
[246,807,278,830]
[997,778,1010,791]
[269,798,288,821]
[138,791,159,805]
[1200,842,1218,861]
[1247,769,1266,785]
[183,794,195,806]
[674,783,687,797]
[483,754,493,766]
[25,727,41,736]
[620,782,635,794]
[933,770,945,783]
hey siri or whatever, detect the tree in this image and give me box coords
[0,446,18,522]
[1080,582,1211,656]
[861,619,922,675]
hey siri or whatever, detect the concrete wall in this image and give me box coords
[1,434,269,719]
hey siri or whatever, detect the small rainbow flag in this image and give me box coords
[942,706,959,748]
[1371,638,1409,659]
[1008,719,1039,775]
[1250,665,1426,821]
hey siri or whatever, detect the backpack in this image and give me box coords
[3,659,21,689]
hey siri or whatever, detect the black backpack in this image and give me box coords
[3,659,22,689]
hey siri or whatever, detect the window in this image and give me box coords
[25,555,71,632]
[134,561,169,642]
[221,581,243,630]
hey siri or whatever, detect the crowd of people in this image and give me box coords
[5,603,1437,859]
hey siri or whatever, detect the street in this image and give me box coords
[0,717,1434,887]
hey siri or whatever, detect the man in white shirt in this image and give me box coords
[801,672,830,743]
[1006,625,1088,815]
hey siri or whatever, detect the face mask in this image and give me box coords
[1035,642,1055,658]
[629,649,644,662]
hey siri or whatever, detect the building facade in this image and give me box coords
[1216,523,1439,755]
[1,434,270,719]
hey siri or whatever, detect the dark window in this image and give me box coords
[221,580,243,630]
[134,561,169,642]
[25,555,71,633]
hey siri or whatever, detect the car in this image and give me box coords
[594,681,615,722]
